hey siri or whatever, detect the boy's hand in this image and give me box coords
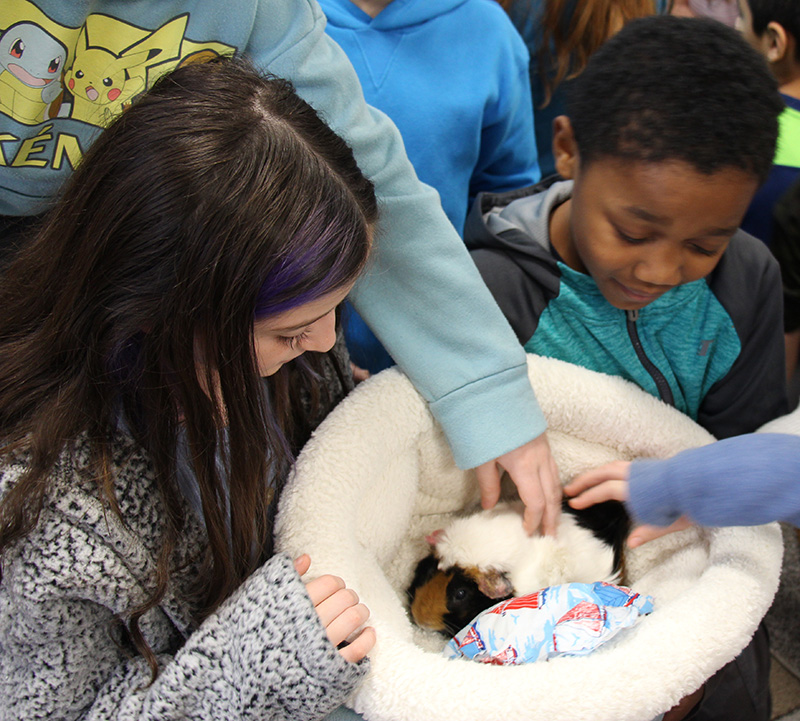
[294,554,376,663]
[475,432,562,536]
[565,461,693,548]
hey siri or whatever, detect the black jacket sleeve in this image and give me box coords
[772,176,800,332]
[698,231,789,438]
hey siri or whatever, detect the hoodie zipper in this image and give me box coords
[625,309,675,406]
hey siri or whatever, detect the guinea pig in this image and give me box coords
[408,499,630,635]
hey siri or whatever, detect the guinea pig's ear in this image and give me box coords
[425,529,445,546]
[475,569,514,600]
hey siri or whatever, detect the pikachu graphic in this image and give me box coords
[62,14,188,126]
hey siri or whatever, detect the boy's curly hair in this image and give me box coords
[566,15,783,182]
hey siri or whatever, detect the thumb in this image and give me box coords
[628,517,693,548]
[294,553,311,577]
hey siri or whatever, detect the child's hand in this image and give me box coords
[294,554,376,663]
[565,462,694,548]
[351,362,370,384]
[564,460,632,507]
[626,517,694,548]
[476,432,562,537]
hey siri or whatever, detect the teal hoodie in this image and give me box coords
[0,0,546,469]
[466,178,788,439]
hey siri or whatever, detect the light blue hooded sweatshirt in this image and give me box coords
[0,0,547,469]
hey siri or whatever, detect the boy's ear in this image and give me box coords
[552,116,580,181]
[763,21,789,64]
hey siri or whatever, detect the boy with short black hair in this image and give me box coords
[467,15,787,443]
[466,19,784,717]
[738,0,800,245]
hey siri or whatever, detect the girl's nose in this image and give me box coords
[303,309,337,353]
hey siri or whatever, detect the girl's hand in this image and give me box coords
[351,362,370,384]
[294,554,376,663]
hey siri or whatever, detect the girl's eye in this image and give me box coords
[280,330,310,349]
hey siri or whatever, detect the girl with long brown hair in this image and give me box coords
[0,56,377,719]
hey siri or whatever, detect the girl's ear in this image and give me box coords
[552,116,580,181]
[764,21,789,64]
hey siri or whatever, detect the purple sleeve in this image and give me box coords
[627,433,800,528]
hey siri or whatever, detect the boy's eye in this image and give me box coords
[689,244,719,257]
[616,229,649,244]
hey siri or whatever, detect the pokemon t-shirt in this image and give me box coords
[0,0,250,215]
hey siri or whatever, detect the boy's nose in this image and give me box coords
[633,250,683,287]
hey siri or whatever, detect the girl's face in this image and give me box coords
[253,284,354,376]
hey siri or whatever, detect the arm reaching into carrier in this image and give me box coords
[253,0,560,535]
[564,461,692,548]
[565,434,800,546]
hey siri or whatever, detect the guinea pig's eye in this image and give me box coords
[453,588,467,601]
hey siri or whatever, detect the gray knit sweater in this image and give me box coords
[0,433,366,720]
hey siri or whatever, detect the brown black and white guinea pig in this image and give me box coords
[408,498,630,635]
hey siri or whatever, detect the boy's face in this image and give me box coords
[551,118,759,312]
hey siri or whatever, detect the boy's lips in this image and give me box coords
[614,280,666,303]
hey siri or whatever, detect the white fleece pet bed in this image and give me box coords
[276,355,782,721]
